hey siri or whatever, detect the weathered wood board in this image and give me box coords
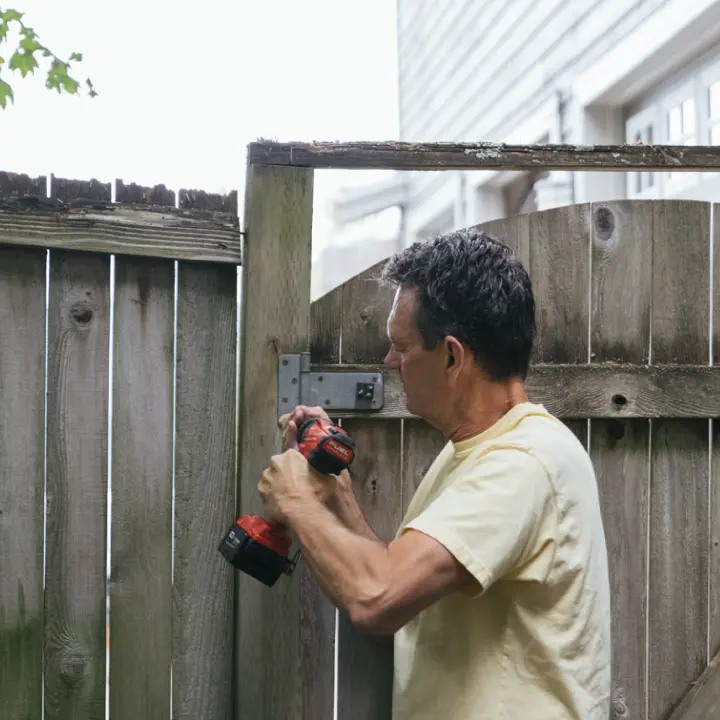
[110,256,174,720]
[236,164,314,719]
[648,201,710,719]
[45,250,110,719]
[337,261,400,720]
[589,201,653,718]
[173,262,236,720]
[0,247,46,720]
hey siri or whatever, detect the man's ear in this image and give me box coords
[445,336,465,372]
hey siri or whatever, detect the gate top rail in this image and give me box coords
[247,139,720,172]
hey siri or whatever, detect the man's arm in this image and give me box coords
[280,486,478,635]
[324,470,381,543]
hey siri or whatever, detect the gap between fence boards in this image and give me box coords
[311,363,720,419]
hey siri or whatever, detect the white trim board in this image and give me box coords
[574,0,720,107]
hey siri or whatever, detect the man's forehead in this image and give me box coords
[387,287,416,335]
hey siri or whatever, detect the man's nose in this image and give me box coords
[383,348,398,368]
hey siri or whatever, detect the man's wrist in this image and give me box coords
[279,488,323,525]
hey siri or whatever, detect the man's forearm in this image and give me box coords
[326,471,382,543]
[284,493,390,625]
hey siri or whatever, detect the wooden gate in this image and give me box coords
[239,167,720,719]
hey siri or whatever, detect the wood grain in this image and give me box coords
[589,200,653,720]
[666,650,720,720]
[308,362,720,420]
[236,164,314,720]
[712,202,720,660]
[173,263,236,720]
[648,200,711,719]
[340,259,395,364]
[45,250,110,719]
[0,248,46,720]
[472,213,531,271]
[711,421,720,661]
[247,139,720,171]
[0,199,241,264]
[336,423,402,720]
[592,420,649,720]
[529,204,591,364]
[591,201,652,365]
[310,284,342,366]
[109,257,174,720]
[300,283,344,720]
[400,419,447,515]
[652,201,711,364]
[338,262,400,720]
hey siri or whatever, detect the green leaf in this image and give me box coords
[69,52,83,62]
[9,49,38,77]
[1,9,23,22]
[0,20,8,42]
[0,77,13,108]
[19,35,42,53]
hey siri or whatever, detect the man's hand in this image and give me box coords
[278,405,330,452]
[258,448,337,523]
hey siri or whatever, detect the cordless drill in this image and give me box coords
[218,417,355,587]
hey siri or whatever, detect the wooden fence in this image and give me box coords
[0,172,240,720]
[3,150,720,720]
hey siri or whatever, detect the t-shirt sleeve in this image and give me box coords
[402,446,556,595]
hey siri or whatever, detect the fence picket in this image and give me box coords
[648,201,711,719]
[712,201,720,661]
[302,284,344,720]
[0,248,46,720]
[173,262,236,720]
[589,199,654,718]
[109,257,174,719]
[337,261,400,720]
[45,250,110,719]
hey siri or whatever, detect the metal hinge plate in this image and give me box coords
[278,353,384,417]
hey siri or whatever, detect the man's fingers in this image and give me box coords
[284,419,298,450]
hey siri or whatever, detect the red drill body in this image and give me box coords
[218,418,355,586]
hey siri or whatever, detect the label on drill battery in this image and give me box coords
[324,437,353,463]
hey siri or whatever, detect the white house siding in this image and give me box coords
[318,0,720,295]
[397,0,672,239]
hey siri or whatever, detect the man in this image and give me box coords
[258,229,611,719]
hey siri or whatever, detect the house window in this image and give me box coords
[665,94,696,189]
[633,122,655,195]
[625,107,658,199]
[708,81,720,143]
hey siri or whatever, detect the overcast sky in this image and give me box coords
[0,0,399,257]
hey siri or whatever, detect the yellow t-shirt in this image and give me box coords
[392,402,611,720]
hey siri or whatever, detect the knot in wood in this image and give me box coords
[60,653,88,680]
[611,689,628,718]
[593,206,615,239]
[70,301,93,324]
[359,310,371,324]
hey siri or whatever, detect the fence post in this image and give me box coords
[236,163,314,720]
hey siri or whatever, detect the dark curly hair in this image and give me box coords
[381,229,535,380]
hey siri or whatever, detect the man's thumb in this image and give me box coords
[283,419,299,451]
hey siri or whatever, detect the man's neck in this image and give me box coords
[444,378,528,443]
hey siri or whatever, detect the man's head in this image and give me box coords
[381,229,535,430]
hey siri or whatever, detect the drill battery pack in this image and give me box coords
[218,515,296,587]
